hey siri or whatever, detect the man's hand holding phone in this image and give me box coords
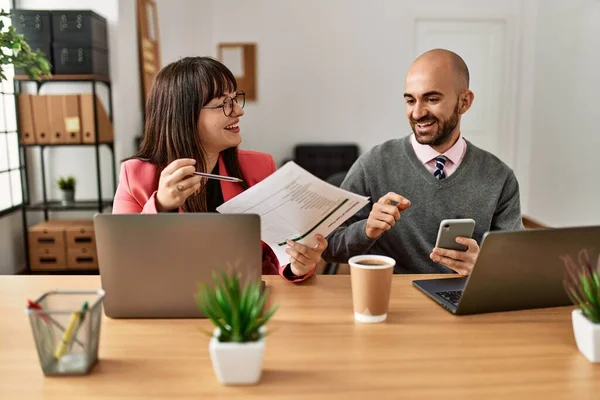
[431,219,479,276]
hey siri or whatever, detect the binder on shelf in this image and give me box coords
[80,93,113,144]
[63,95,82,143]
[17,94,36,144]
[30,95,52,144]
[47,95,66,144]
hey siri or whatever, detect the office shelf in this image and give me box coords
[15,74,116,274]
[22,142,114,148]
[26,200,113,212]
[14,74,111,83]
[28,269,99,275]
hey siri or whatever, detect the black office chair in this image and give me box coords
[281,143,359,180]
[322,170,349,275]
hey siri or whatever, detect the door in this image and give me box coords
[136,0,161,108]
[415,19,511,163]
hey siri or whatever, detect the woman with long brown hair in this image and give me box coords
[113,57,326,282]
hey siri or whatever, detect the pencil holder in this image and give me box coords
[25,289,105,376]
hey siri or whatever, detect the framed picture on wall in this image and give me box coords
[136,0,161,109]
[218,43,257,101]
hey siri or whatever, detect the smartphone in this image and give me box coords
[435,218,475,251]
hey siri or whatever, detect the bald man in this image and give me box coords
[323,49,522,275]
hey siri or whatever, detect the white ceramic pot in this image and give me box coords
[571,309,600,362]
[60,189,75,205]
[209,327,266,385]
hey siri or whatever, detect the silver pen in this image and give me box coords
[194,171,244,183]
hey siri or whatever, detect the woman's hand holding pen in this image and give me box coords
[156,159,204,212]
[286,235,329,276]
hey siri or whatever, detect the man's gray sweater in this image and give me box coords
[323,135,523,274]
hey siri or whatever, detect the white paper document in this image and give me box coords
[216,162,370,266]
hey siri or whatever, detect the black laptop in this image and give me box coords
[413,226,600,315]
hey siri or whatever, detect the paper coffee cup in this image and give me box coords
[349,255,395,323]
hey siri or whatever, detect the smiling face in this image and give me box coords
[404,50,474,151]
[197,92,245,156]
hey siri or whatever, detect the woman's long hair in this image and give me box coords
[128,57,249,212]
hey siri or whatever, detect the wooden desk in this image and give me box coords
[0,275,598,399]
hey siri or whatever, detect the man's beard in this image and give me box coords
[410,101,460,147]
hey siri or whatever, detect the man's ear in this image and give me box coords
[459,90,474,114]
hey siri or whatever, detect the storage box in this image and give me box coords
[30,246,67,271]
[67,247,98,270]
[65,221,95,248]
[52,45,109,76]
[15,41,53,75]
[28,221,66,249]
[10,10,52,43]
[28,220,99,271]
[51,10,108,50]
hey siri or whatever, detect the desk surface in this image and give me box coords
[0,275,598,399]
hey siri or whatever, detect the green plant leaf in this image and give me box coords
[244,297,266,336]
[562,250,600,323]
[238,288,250,333]
[228,272,242,342]
[214,282,232,324]
[246,304,278,338]
[196,270,278,343]
[240,281,260,331]
[0,13,51,80]
[199,287,220,318]
[581,275,594,303]
[197,285,229,334]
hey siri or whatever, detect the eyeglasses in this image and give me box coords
[202,91,245,116]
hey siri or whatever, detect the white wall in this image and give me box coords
[155,0,600,226]
[0,212,25,274]
[156,0,213,65]
[529,0,600,226]
[206,0,531,167]
[0,0,142,274]
[155,0,535,178]
[155,0,536,206]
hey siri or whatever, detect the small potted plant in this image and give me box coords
[195,271,277,385]
[562,249,600,362]
[56,176,76,204]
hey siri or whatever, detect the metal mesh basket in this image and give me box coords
[25,289,105,376]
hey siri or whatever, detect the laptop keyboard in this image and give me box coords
[436,290,463,306]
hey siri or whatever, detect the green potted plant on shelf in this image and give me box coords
[562,249,600,363]
[56,176,76,204]
[195,271,278,385]
[0,10,52,81]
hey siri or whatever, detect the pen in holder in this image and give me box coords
[26,290,105,376]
